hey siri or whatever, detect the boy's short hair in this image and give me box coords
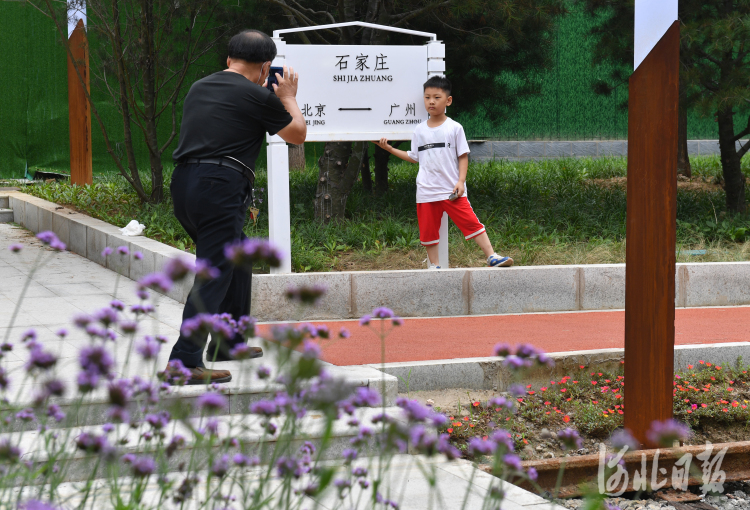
[423,75,451,95]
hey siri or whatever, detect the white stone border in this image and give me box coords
[371,342,750,393]
[5,191,750,322]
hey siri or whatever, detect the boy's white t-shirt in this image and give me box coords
[407,117,471,204]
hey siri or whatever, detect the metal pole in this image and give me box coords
[267,37,292,274]
[427,40,449,268]
[624,0,679,447]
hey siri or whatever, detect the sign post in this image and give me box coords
[268,22,445,273]
[67,2,93,185]
[624,0,679,447]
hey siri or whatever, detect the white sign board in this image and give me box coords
[286,45,429,141]
[266,22,447,274]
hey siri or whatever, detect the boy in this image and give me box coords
[375,75,513,269]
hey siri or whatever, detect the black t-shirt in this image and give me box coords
[173,71,293,170]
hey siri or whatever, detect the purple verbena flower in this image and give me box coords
[396,397,430,422]
[145,411,170,430]
[372,307,394,319]
[494,343,512,357]
[342,448,358,463]
[301,340,321,360]
[250,399,279,416]
[224,238,283,268]
[557,428,584,451]
[9,244,23,253]
[611,429,640,452]
[101,247,113,257]
[233,453,259,467]
[109,300,125,311]
[359,315,371,326]
[339,328,350,339]
[36,231,66,251]
[256,365,271,380]
[26,346,58,372]
[79,346,114,379]
[163,256,195,282]
[55,328,68,338]
[646,419,692,447]
[16,408,35,422]
[134,251,143,260]
[196,392,228,414]
[131,455,156,477]
[0,439,21,463]
[116,246,129,256]
[194,259,220,281]
[95,307,118,327]
[46,404,65,423]
[211,454,230,477]
[138,273,173,293]
[285,284,327,305]
[136,336,161,360]
[503,453,523,471]
[468,436,497,456]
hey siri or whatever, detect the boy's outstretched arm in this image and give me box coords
[372,138,417,164]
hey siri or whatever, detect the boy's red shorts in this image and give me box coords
[416,197,485,246]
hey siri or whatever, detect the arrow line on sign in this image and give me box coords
[338,108,372,111]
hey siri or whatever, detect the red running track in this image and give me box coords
[258,307,750,366]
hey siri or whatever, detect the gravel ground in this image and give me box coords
[555,480,750,509]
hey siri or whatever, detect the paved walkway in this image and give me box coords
[276,307,750,366]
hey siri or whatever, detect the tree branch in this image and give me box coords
[390,0,452,27]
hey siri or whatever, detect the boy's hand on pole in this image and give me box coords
[453,181,466,197]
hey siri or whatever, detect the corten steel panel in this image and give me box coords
[67,20,93,186]
[624,21,680,447]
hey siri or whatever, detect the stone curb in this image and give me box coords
[467,139,749,161]
[5,191,750,321]
[368,342,750,393]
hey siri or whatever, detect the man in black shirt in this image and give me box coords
[167,29,306,384]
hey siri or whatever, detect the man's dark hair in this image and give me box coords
[423,75,451,95]
[227,30,277,63]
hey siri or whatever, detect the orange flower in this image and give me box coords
[473,401,480,407]
[544,401,551,406]
[469,424,475,428]
[591,381,597,385]
[447,428,453,433]
[560,389,567,393]
[579,365,585,369]
[592,400,599,404]
[463,416,469,421]
[566,398,572,402]
[732,401,739,407]
[563,415,570,423]
[528,391,536,395]
[688,364,694,369]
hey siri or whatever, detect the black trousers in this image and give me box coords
[168,162,252,368]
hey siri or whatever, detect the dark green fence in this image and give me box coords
[0,2,720,179]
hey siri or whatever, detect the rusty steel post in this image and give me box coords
[67,19,93,186]
[624,20,680,447]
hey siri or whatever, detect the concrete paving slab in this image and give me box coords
[683,262,750,307]
[251,272,352,321]
[353,268,469,318]
[470,266,577,314]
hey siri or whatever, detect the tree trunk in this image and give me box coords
[677,78,691,178]
[717,108,746,214]
[315,142,365,221]
[289,143,305,171]
[373,144,390,195]
[361,145,372,192]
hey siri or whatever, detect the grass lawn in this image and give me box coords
[9,155,750,273]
